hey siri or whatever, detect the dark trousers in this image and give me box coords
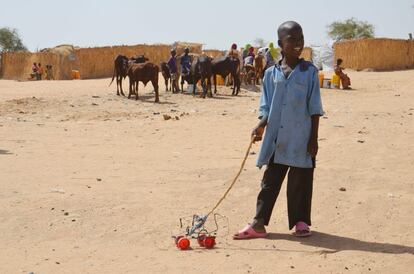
[255,161,314,230]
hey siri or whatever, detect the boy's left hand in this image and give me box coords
[307,138,318,157]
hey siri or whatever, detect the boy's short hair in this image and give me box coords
[337,58,343,65]
[278,21,302,40]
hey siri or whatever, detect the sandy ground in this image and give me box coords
[0,70,413,274]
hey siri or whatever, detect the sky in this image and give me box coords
[1,0,413,51]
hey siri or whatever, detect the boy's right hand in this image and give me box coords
[251,126,265,143]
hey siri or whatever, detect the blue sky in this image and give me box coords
[1,0,413,51]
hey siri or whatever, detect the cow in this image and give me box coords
[254,55,266,85]
[126,62,160,103]
[109,55,129,96]
[211,56,241,96]
[242,64,255,85]
[109,54,149,96]
[131,55,149,64]
[160,62,171,91]
[181,55,213,98]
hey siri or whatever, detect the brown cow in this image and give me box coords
[126,62,160,102]
[109,54,149,96]
[253,55,266,85]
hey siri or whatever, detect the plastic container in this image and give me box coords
[332,74,340,89]
[322,78,331,89]
[216,75,225,86]
[186,84,198,93]
[71,70,80,80]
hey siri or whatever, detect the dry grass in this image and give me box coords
[334,38,414,71]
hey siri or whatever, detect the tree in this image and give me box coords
[0,27,27,52]
[254,38,267,48]
[327,18,375,41]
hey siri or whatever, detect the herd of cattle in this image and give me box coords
[109,53,243,103]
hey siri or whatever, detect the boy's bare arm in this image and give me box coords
[308,115,320,157]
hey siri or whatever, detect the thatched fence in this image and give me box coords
[0,42,202,80]
[204,49,225,58]
[2,39,414,80]
[1,51,76,80]
[76,44,170,79]
[300,47,312,61]
[334,38,414,71]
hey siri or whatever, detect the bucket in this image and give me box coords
[186,84,198,93]
[332,74,340,89]
[322,78,331,89]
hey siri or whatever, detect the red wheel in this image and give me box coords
[177,237,190,250]
[203,236,216,249]
[197,233,206,247]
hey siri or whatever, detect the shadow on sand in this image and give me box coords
[265,231,414,254]
[222,231,413,255]
[0,149,12,155]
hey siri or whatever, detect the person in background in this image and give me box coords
[227,43,240,59]
[265,48,275,70]
[248,46,255,58]
[225,43,241,86]
[242,43,252,61]
[167,49,180,93]
[244,46,255,67]
[334,58,351,90]
[46,65,54,80]
[180,47,192,91]
[268,42,279,61]
[31,62,38,80]
[37,63,44,80]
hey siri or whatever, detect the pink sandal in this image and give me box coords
[233,224,268,240]
[293,221,312,237]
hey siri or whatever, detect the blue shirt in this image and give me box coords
[167,56,178,73]
[257,60,324,168]
[180,54,191,74]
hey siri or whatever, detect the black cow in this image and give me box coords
[160,62,171,91]
[211,56,241,96]
[182,56,212,98]
[130,55,149,64]
[109,55,129,96]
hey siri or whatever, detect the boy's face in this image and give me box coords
[279,28,304,59]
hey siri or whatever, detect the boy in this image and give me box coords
[234,21,324,239]
[334,58,351,90]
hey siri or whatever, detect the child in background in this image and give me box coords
[37,63,44,80]
[46,65,54,80]
[234,21,324,239]
[31,62,38,80]
[334,58,351,90]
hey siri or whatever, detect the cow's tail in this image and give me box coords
[109,66,116,86]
